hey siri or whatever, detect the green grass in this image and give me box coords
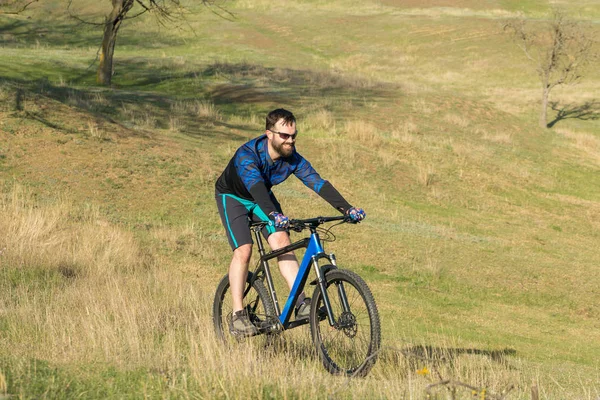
[1,0,600,398]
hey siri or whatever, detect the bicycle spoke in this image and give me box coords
[311,269,380,376]
[212,273,276,346]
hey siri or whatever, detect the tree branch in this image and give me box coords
[0,0,38,15]
[66,0,105,26]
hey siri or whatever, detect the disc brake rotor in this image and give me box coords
[338,311,357,338]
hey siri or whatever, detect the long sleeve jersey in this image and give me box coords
[215,135,351,216]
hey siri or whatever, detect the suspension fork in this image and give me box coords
[330,253,351,314]
[313,252,351,327]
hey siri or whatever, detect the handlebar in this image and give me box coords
[289,215,349,232]
[249,215,353,232]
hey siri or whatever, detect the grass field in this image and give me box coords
[1,0,600,398]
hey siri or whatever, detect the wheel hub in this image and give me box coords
[338,311,357,338]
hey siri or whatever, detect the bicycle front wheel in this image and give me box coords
[213,272,276,344]
[310,268,381,377]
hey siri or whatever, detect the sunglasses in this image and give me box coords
[268,129,298,141]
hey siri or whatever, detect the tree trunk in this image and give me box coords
[539,83,550,129]
[97,20,118,85]
[97,0,134,86]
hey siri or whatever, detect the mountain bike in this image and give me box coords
[212,215,381,377]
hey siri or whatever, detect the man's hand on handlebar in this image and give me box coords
[346,207,366,223]
[269,212,290,229]
[270,213,364,232]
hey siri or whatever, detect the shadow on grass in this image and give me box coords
[1,76,247,140]
[383,344,517,369]
[548,100,600,128]
[262,336,319,363]
[107,59,397,105]
[1,59,399,141]
[0,18,98,48]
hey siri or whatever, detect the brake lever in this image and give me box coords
[289,220,305,232]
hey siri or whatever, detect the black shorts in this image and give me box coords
[215,192,286,251]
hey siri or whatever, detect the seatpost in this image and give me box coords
[252,227,267,258]
[251,224,282,316]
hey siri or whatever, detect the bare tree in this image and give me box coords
[4,0,231,86]
[68,0,230,86]
[86,0,190,86]
[504,10,598,128]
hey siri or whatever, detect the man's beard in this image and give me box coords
[273,141,294,158]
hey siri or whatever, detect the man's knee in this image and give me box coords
[268,231,291,250]
[232,244,252,263]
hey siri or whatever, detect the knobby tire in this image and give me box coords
[310,268,381,377]
[212,272,276,344]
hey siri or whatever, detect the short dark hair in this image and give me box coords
[266,108,295,131]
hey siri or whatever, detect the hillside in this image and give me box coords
[1,0,600,398]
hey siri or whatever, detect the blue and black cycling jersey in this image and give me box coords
[215,134,351,216]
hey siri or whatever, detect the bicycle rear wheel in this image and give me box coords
[213,272,276,344]
[310,268,381,377]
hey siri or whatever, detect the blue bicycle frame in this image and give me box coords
[249,216,344,330]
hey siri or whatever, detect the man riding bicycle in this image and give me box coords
[215,108,365,336]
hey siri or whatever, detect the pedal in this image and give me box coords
[252,314,281,335]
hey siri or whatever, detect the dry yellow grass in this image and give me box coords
[0,371,6,396]
[556,128,600,165]
[342,119,382,146]
[444,113,471,128]
[1,2,600,397]
[477,127,513,144]
[391,118,420,143]
[0,184,551,399]
[304,109,337,134]
[120,102,158,129]
[194,99,222,120]
[1,186,140,276]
